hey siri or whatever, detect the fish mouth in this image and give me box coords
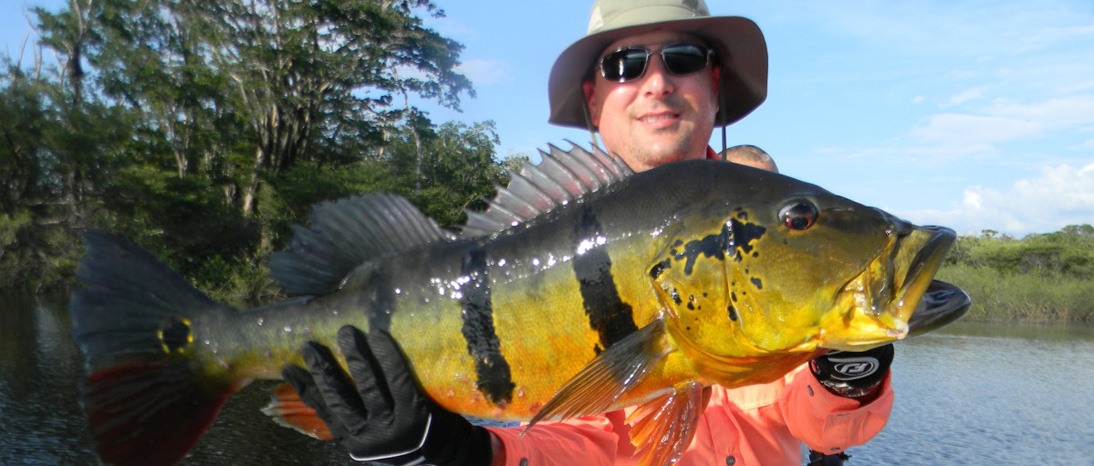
[822,223,956,350]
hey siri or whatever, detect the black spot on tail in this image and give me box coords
[573,206,638,353]
[459,247,515,406]
[160,318,190,353]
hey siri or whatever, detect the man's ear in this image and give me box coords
[582,79,599,126]
[711,65,722,101]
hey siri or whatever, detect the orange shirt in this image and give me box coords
[486,363,894,466]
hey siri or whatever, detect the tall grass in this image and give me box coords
[937,263,1094,323]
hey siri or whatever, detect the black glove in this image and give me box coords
[810,344,894,400]
[283,325,493,465]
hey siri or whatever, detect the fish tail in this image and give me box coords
[70,231,237,466]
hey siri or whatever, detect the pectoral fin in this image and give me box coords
[524,320,671,431]
[626,381,705,466]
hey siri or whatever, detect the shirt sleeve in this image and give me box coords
[484,413,623,466]
[778,367,894,454]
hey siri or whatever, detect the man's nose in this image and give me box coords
[640,54,675,95]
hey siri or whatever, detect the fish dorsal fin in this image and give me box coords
[462,141,633,236]
[625,381,705,466]
[523,320,670,429]
[270,194,451,296]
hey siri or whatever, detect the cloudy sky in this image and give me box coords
[5,0,1092,236]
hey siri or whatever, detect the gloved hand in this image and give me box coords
[283,325,493,465]
[809,344,894,400]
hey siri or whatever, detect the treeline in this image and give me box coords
[0,0,518,299]
[937,225,1094,323]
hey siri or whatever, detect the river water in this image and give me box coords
[2,293,1093,465]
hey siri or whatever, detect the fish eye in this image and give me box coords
[779,200,818,230]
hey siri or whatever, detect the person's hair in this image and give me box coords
[722,144,778,172]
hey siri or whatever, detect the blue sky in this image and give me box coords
[5,0,1093,236]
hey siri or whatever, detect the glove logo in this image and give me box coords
[829,356,879,381]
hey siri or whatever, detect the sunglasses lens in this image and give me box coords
[662,44,710,75]
[601,49,648,81]
[600,44,710,82]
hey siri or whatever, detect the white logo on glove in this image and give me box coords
[827,355,879,381]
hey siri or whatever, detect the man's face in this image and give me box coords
[583,30,720,172]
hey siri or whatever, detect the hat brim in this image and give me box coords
[548,16,767,129]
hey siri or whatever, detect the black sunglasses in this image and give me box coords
[598,43,714,83]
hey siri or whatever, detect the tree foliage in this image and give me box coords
[939,225,1094,323]
[1,0,510,297]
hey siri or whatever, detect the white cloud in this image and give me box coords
[898,163,1094,235]
[909,95,1094,153]
[911,113,1040,145]
[945,86,986,107]
[456,58,510,85]
[984,96,1094,129]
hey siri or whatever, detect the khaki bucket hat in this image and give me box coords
[548,0,768,129]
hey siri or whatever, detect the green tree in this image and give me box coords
[7,0,507,297]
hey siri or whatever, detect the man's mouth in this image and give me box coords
[638,112,680,124]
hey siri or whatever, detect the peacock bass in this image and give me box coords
[70,144,964,466]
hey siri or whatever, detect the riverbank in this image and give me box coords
[936,263,1094,323]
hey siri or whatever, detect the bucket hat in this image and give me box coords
[548,0,768,129]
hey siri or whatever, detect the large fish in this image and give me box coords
[70,144,967,466]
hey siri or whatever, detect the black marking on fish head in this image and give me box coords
[670,225,731,275]
[669,287,682,305]
[750,277,763,290]
[727,305,738,321]
[728,218,767,262]
[649,258,671,280]
[159,317,191,354]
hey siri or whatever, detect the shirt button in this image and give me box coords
[519,459,529,466]
[726,456,736,465]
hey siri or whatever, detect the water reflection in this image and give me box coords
[1,294,95,464]
[854,322,1094,465]
[3,294,1093,465]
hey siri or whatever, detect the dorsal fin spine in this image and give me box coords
[539,149,588,196]
[459,143,634,237]
[549,143,599,190]
[520,163,573,203]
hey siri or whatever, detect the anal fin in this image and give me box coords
[626,381,705,466]
[262,383,334,441]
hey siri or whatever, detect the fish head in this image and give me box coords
[652,164,955,384]
[724,193,956,353]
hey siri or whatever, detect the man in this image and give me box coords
[284,1,895,465]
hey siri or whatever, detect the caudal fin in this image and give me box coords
[70,231,237,466]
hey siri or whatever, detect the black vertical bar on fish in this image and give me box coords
[572,206,639,353]
[459,246,516,406]
[365,266,396,332]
